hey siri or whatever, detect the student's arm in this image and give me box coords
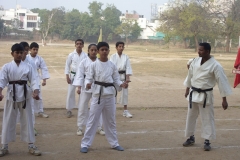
[39,57,50,86]
[0,64,9,100]
[113,64,127,88]
[85,63,94,90]
[28,64,40,100]
[73,61,85,94]
[125,56,132,83]
[65,54,72,84]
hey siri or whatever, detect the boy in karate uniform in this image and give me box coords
[73,44,105,136]
[183,43,232,151]
[80,42,128,153]
[0,43,41,156]
[65,39,87,118]
[27,42,50,118]
[110,42,133,118]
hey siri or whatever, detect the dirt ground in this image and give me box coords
[0,41,240,160]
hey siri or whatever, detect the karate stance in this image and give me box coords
[27,42,50,118]
[0,44,41,157]
[80,42,128,153]
[110,42,133,118]
[65,39,87,118]
[73,44,105,136]
[183,43,232,151]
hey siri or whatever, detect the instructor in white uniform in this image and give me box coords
[183,42,232,151]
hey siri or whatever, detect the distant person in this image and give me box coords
[80,42,127,153]
[110,42,133,118]
[27,42,50,118]
[73,44,105,136]
[65,39,87,118]
[0,43,41,157]
[183,42,232,151]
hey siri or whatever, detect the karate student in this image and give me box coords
[0,43,41,157]
[80,42,128,153]
[183,42,232,151]
[110,42,133,118]
[65,39,87,118]
[27,42,50,118]
[20,42,39,135]
[73,44,105,136]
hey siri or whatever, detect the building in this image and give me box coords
[0,5,41,31]
[120,10,165,40]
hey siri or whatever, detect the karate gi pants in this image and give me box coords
[17,97,35,125]
[2,100,35,144]
[119,88,128,106]
[77,92,102,129]
[33,86,44,113]
[81,96,119,148]
[185,102,216,140]
[66,84,78,110]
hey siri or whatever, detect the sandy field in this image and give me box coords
[0,41,239,160]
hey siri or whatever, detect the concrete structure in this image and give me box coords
[120,10,165,40]
[0,5,40,31]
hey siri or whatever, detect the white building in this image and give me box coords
[120,10,164,40]
[0,5,41,31]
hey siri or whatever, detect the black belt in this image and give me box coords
[94,81,117,104]
[9,80,27,109]
[189,87,213,109]
[118,70,126,81]
[71,71,76,75]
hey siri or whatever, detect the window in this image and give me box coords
[27,22,36,28]
[19,13,25,16]
[27,16,37,20]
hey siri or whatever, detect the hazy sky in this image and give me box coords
[1,0,168,20]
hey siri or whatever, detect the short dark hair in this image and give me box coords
[20,41,29,48]
[29,42,39,49]
[97,42,109,50]
[75,39,84,44]
[199,42,211,53]
[11,43,24,52]
[116,41,125,47]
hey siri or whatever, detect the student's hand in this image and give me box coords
[42,79,46,86]
[86,83,92,90]
[185,88,190,98]
[0,94,4,101]
[222,98,228,110]
[125,79,131,83]
[32,90,40,100]
[66,76,71,84]
[120,82,128,89]
[77,87,81,94]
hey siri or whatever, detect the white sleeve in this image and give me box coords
[39,57,50,79]
[85,63,94,85]
[214,65,232,97]
[0,64,9,89]
[72,61,85,87]
[112,64,122,87]
[183,62,193,88]
[28,64,40,91]
[126,56,132,75]
[65,53,72,75]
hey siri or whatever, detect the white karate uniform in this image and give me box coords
[184,56,232,140]
[110,53,132,105]
[17,58,39,125]
[0,61,39,144]
[27,54,50,113]
[65,50,87,110]
[73,57,102,130]
[81,60,123,148]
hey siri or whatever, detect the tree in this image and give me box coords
[0,19,5,38]
[115,19,140,45]
[158,0,215,51]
